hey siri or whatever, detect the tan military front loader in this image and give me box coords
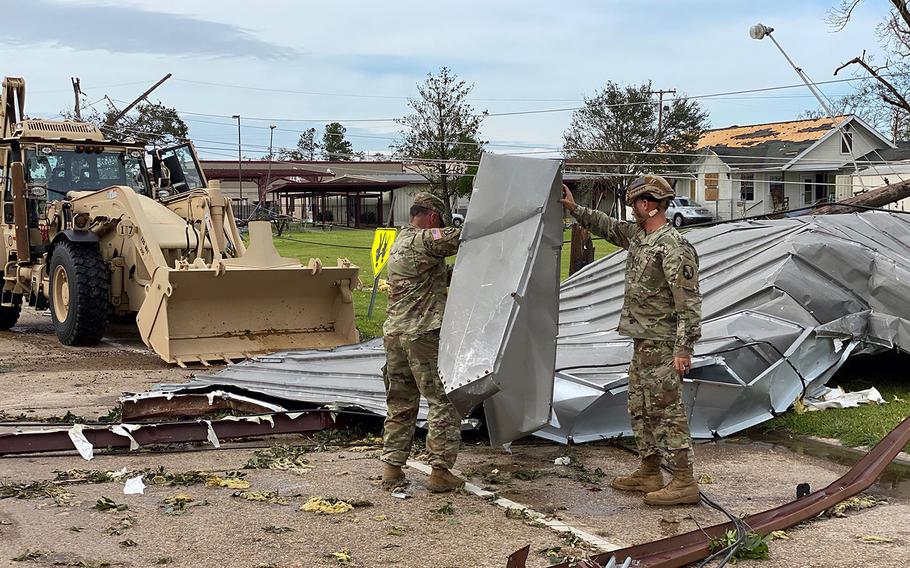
[0,76,360,365]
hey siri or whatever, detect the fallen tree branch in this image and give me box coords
[814,178,910,215]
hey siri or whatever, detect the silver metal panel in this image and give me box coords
[438,153,563,446]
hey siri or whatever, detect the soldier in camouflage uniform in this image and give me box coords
[560,176,702,506]
[380,192,465,493]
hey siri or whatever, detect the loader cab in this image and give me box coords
[152,142,207,198]
[22,144,151,201]
[0,143,151,259]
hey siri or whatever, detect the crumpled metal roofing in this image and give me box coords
[544,211,910,442]
[439,153,563,445]
[158,212,910,445]
[156,339,410,417]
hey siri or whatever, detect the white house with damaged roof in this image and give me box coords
[686,115,908,220]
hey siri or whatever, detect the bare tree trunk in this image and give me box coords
[814,179,910,214]
[569,224,594,276]
[439,162,453,222]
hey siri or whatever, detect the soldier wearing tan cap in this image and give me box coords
[380,192,465,493]
[561,176,702,506]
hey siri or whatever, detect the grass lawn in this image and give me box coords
[270,226,617,340]
[759,351,910,453]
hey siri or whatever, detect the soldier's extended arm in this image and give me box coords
[662,243,702,357]
[423,227,461,257]
[571,206,635,250]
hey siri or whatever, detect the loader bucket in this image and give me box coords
[136,263,359,366]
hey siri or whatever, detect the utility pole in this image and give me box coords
[104,73,172,129]
[648,89,676,133]
[71,77,82,120]
[264,124,276,210]
[232,114,242,218]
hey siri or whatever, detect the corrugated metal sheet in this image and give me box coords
[439,153,563,446]
[156,212,910,445]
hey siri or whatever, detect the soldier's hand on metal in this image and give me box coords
[673,356,692,375]
[559,184,577,211]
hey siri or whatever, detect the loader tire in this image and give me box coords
[0,303,21,330]
[49,241,109,346]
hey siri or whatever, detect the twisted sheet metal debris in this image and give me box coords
[0,412,334,457]
[155,212,910,446]
[506,413,910,568]
[159,339,417,417]
[120,389,287,421]
[545,212,910,442]
[438,153,563,445]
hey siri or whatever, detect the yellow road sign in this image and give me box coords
[371,228,397,277]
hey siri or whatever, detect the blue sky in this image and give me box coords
[7,0,889,159]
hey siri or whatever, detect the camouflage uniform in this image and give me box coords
[571,205,701,471]
[381,221,462,470]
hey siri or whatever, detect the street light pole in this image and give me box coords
[264,124,276,214]
[749,24,866,194]
[232,114,243,217]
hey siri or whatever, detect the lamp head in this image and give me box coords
[750,23,773,40]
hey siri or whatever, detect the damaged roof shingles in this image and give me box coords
[698,116,844,149]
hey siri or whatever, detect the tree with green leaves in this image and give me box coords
[108,101,188,145]
[392,67,486,221]
[321,122,355,160]
[278,127,320,160]
[64,99,188,146]
[562,81,708,216]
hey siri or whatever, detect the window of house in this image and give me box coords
[705,172,719,201]
[740,173,754,201]
[804,179,813,204]
[840,126,853,154]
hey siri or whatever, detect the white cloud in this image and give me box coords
[17,0,893,157]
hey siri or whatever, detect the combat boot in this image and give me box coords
[644,467,700,506]
[427,467,465,493]
[381,464,406,489]
[610,454,663,493]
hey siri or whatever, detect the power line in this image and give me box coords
[46,95,892,194]
[155,71,910,124]
[174,72,909,112]
[172,77,582,103]
[29,79,163,95]
[189,119,910,167]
